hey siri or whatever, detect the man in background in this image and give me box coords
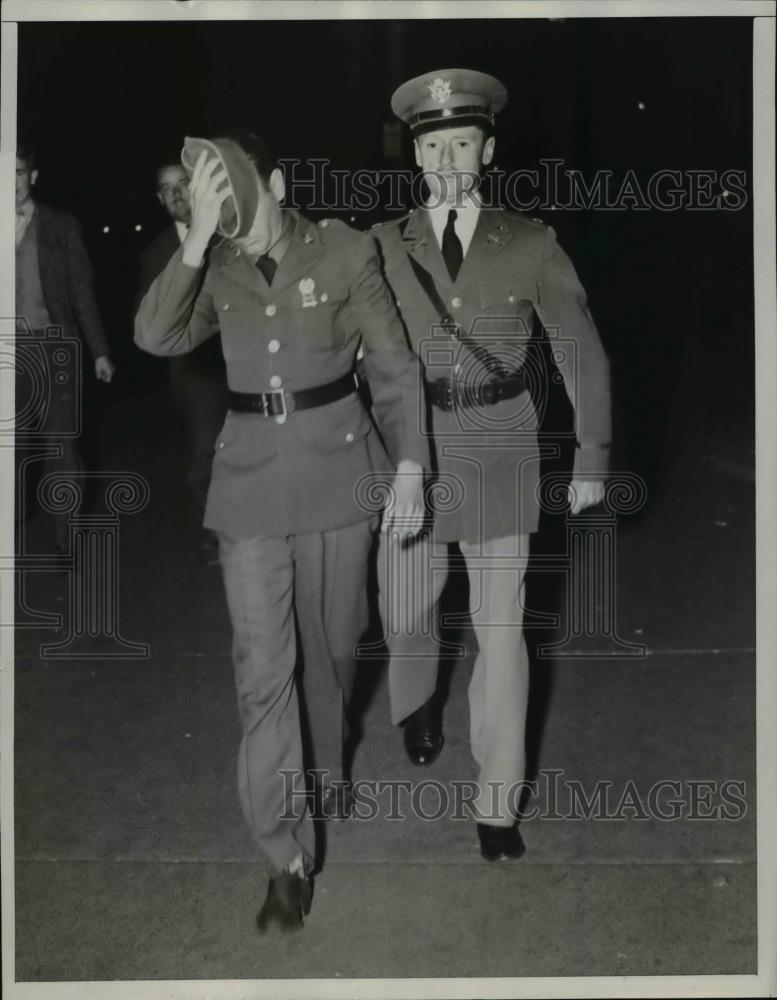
[137,158,229,558]
[15,143,115,552]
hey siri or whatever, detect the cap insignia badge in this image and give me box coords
[299,277,317,308]
[428,77,452,104]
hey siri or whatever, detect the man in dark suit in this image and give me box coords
[137,159,229,555]
[136,134,427,932]
[15,144,115,551]
[373,69,611,861]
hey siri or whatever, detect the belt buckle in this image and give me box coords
[265,389,287,419]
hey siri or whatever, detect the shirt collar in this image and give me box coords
[17,198,35,223]
[425,188,481,218]
[267,211,294,264]
[425,189,481,248]
[244,211,294,266]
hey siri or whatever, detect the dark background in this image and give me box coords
[18,16,754,496]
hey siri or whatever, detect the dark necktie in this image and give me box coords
[256,254,277,285]
[441,208,463,281]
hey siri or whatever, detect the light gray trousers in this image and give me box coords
[378,531,530,825]
[218,518,374,872]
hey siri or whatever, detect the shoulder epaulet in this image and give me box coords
[318,217,348,231]
[371,210,413,232]
[317,216,364,243]
[502,209,548,231]
[315,216,364,247]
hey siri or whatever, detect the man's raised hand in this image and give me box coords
[182,151,231,266]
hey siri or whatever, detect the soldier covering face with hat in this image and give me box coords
[135,133,428,932]
[373,69,611,861]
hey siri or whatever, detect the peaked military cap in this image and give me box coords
[391,68,508,137]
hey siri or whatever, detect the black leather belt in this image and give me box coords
[228,370,359,417]
[426,371,528,412]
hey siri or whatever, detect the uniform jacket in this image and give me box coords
[373,206,611,542]
[135,210,428,537]
[137,224,227,372]
[31,203,109,360]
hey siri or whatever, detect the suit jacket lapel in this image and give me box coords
[455,208,513,288]
[402,209,453,299]
[211,211,326,301]
[33,204,54,276]
[269,212,326,299]
[210,239,260,298]
[402,208,514,297]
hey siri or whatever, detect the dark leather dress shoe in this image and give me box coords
[256,870,312,933]
[477,823,526,862]
[403,696,443,766]
[317,781,354,821]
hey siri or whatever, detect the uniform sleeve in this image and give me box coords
[65,214,110,360]
[536,226,611,476]
[134,246,219,356]
[346,233,429,471]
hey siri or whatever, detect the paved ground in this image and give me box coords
[9,332,756,987]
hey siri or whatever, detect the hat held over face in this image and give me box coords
[181,136,259,240]
[391,68,508,137]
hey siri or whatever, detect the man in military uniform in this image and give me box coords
[135,133,426,931]
[373,70,611,860]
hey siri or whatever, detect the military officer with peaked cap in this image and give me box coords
[136,133,427,931]
[373,69,611,860]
